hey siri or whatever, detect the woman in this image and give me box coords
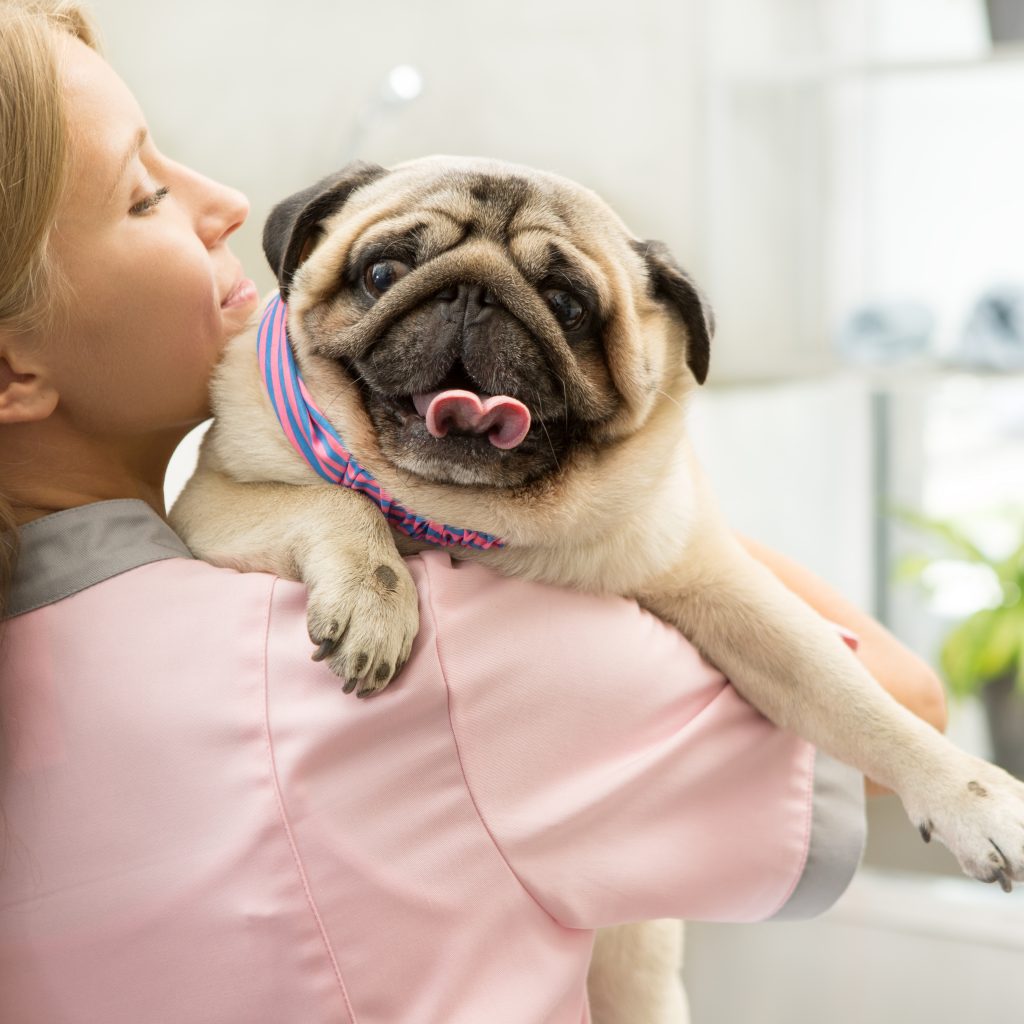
[0,3,945,1022]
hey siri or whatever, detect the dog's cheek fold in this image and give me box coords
[301,297,375,360]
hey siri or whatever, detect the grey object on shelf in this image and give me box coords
[981,672,1024,780]
[952,283,1024,371]
[837,301,934,366]
[986,0,1024,44]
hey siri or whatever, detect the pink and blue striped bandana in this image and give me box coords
[256,292,504,551]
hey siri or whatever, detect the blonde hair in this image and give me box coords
[0,0,99,620]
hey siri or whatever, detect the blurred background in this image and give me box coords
[88,0,1024,1018]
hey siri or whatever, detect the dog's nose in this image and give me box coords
[434,283,499,311]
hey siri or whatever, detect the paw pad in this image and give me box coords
[373,564,400,593]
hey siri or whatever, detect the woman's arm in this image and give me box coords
[423,553,867,927]
[737,533,948,794]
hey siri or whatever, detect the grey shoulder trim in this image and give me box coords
[769,749,866,920]
[7,499,193,620]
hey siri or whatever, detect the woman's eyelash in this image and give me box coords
[129,186,170,216]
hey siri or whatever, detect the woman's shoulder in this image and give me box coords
[413,549,660,629]
[411,549,724,705]
[5,498,277,622]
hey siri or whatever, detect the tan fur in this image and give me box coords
[587,921,688,1024]
[173,156,1024,1024]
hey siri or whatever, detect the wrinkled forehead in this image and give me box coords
[329,156,636,312]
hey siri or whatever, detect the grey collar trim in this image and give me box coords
[6,499,194,620]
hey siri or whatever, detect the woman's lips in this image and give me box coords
[221,277,259,310]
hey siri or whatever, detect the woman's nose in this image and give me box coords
[193,175,250,249]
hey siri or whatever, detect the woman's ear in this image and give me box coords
[0,335,59,425]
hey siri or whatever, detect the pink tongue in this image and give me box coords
[412,389,531,450]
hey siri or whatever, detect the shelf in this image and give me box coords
[827,867,1024,949]
[712,43,1024,87]
[703,363,1024,393]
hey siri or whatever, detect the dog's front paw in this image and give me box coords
[905,757,1024,892]
[304,555,419,698]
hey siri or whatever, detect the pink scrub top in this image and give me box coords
[0,500,864,1024]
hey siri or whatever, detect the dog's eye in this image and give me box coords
[543,289,586,330]
[364,259,411,297]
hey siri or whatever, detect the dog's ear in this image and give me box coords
[630,239,714,385]
[263,161,388,301]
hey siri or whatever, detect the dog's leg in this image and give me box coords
[171,456,418,696]
[637,533,1024,891]
[588,922,688,1024]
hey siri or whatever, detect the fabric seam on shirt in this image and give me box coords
[262,576,359,1024]
[420,556,563,926]
[6,553,185,619]
[765,743,817,918]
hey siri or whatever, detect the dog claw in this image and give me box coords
[312,638,339,662]
[988,839,1013,892]
[919,822,932,844]
[303,553,418,696]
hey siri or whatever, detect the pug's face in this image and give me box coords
[264,156,712,489]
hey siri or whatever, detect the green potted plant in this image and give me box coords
[897,510,1024,779]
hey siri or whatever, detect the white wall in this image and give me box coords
[88,0,708,299]
[689,376,875,606]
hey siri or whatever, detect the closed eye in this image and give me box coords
[129,186,170,216]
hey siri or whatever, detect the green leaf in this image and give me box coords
[892,554,934,585]
[890,507,990,565]
[975,607,1024,681]
[941,609,999,698]
[942,606,1024,699]
[994,534,1024,588]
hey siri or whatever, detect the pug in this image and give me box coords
[171,156,1024,1023]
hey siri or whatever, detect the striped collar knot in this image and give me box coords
[256,292,504,551]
